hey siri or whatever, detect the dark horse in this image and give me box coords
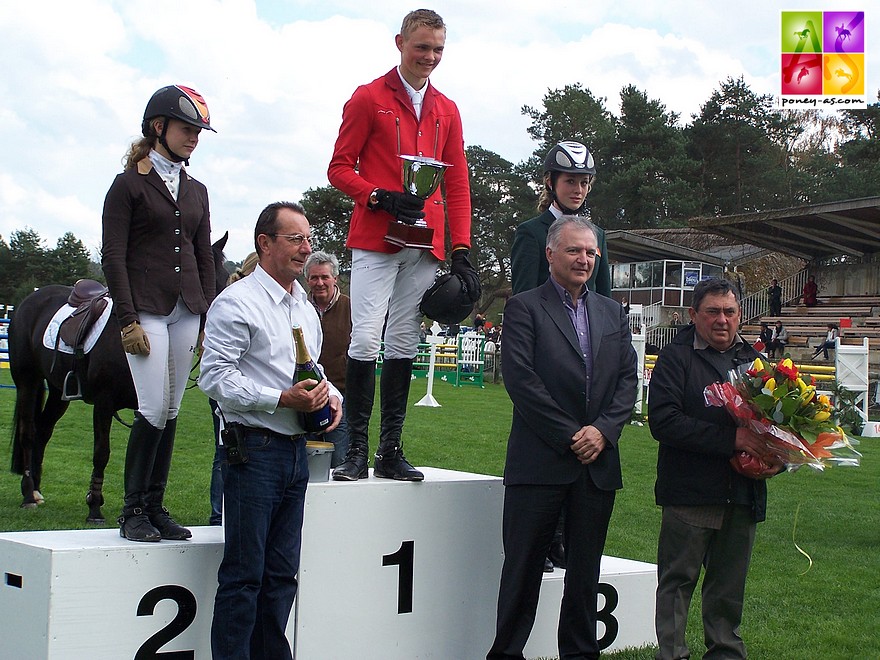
[9,233,229,523]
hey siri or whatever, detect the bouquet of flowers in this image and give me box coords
[704,357,861,478]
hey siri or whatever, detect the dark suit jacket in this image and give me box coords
[101,158,215,327]
[510,209,611,297]
[501,279,637,490]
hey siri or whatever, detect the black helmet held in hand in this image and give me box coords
[142,84,215,137]
[420,273,474,325]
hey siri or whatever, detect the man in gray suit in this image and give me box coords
[488,216,637,659]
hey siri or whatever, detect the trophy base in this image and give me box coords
[384,221,434,251]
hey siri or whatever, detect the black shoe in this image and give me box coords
[118,508,161,542]
[548,540,566,569]
[332,445,369,481]
[543,557,555,573]
[149,507,192,540]
[374,445,424,481]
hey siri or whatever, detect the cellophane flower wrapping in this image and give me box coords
[704,357,861,478]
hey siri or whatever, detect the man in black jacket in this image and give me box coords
[648,278,782,660]
[488,216,637,660]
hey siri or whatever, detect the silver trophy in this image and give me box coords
[384,155,452,250]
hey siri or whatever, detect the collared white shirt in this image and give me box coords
[148,149,183,200]
[199,264,341,435]
[397,66,428,120]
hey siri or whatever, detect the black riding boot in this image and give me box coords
[119,413,162,542]
[332,358,375,481]
[145,417,191,540]
[374,358,423,481]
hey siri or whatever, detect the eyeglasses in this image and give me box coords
[269,233,311,246]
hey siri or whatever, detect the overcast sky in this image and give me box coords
[0,0,875,262]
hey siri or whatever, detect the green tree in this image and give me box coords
[0,235,13,305]
[300,185,355,273]
[49,232,92,285]
[466,145,535,310]
[605,85,701,228]
[686,76,799,215]
[9,228,51,304]
[823,94,880,199]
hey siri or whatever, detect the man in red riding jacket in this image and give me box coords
[327,8,479,483]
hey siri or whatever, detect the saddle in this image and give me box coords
[55,279,110,401]
[59,280,110,352]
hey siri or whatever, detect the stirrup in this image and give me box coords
[61,371,83,401]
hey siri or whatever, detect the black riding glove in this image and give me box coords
[375,189,425,225]
[451,248,481,302]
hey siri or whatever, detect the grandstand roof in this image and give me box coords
[689,196,880,261]
[605,229,767,266]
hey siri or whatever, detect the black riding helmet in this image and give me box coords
[420,273,474,325]
[142,85,215,163]
[543,141,596,214]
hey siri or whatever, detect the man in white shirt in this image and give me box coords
[200,201,342,660]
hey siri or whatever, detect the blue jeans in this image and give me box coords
[211,429,309,660]
[209,399,226,525]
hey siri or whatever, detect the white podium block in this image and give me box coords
[0,468,657,658]
[0,526,224,659]
[524,557,658,658]
[293,467,504,658]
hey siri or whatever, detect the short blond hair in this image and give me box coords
[400,9,445,38]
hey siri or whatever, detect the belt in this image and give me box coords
[237,425,306,442]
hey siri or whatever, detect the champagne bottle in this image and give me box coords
[292,325,332,433]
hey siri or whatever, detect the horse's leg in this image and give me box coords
[30,385,70,504]
[13,382,41,508]
[86,406,113,524]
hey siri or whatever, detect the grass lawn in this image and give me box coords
[0,368,877,659]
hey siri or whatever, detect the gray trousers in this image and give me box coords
[655,505,756,660]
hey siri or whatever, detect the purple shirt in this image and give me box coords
[549,276,592,396]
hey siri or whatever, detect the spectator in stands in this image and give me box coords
[768,320,789,359]
[767,279,782,316]
[802,275,818,307]
[486,324,499,344]
[812,323,839,361]
[758,322,773,354]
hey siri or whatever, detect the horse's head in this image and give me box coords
[212,232,231,294]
